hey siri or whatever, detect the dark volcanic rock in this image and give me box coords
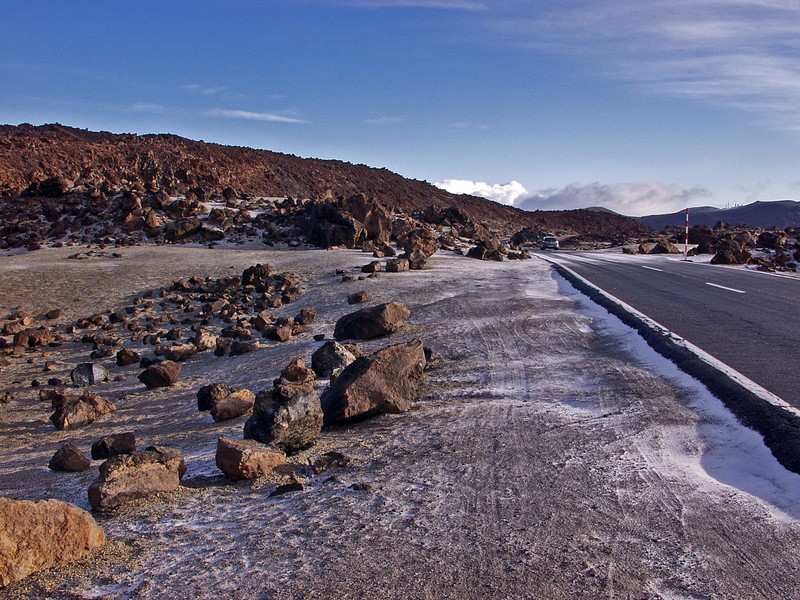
[90,432,136,460]
[333,302,410,341]
[70,363,110,386]
[210,389,256,422]
[49,390,116,431]
[116,348,140,366]
[138,360,181,388]
[88,446,186,511]
[311,341,358,378]
[197,383,234,411]
[320,339,426,425]
[243,359,323,453]
[49,442,92,472]
[215,437,287,481]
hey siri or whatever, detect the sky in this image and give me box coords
[1,0,799,216]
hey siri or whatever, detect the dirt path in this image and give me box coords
[1,246,799,598]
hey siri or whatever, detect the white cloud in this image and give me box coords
[514,182,712,216]
[434,179,529,205]
[206,109,308,124]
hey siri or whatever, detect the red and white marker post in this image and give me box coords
[684,207,689,260]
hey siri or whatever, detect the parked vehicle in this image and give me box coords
[540,235,559,250]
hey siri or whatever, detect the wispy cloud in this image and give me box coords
[206,109,308,123]
[129,103,165,114]
[339,0,487,10]
[515,182,712,216]
[181,83,228,95]
[365,116,404,125]
[486,0,800,131]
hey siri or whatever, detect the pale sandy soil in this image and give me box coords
[1,245,800,599]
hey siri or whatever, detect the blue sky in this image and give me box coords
[2,0,799,216]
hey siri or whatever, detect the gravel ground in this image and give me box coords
[1,245,799,599]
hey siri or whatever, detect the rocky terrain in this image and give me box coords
[1,245,800,597]
[0,124,651,253]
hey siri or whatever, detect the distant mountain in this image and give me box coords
[636,200,800,230]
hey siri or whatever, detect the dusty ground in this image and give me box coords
[1,245,800,599]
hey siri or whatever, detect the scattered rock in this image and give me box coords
[211,389,256,422]
[50,390,116,431]
[333,301,410,341]
[192,328,218,351]
[321,339,426,425]
[70,363,110,386]
[361,261,382,273]
[311,451,353,474]
[215,437,287,481]
[116,348,140,366]
[296,308,317,325]
[48,443,92,472]
[269,481,304,497]
[311,341,358,378]
[385,258,410,273]
[163,342,197,362]
[243,360,323,453]
[0,497,106,588]
[348,291,369,305]
[649,240,680,254]
[88,446,186,511]
[138,360,181,388]
[197,383,234,411]
[90,432,136,460]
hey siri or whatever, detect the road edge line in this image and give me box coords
[544,256,800,475]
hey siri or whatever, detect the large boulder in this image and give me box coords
[243,359,323,453]
[311,341,358,378]
[320,339,426,425]
[48,443,92,472]
[215,437,287,481]
[0,497,106,588]
[138,360,181,388]
[333,302,410,341]
[49,390,116,431]
[649,240,680,254]
[756,230,788,250]
[88,446,186,511]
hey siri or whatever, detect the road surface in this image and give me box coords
[537,251,800,407]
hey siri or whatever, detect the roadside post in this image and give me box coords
[684,207,689,261]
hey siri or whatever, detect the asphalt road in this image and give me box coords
[537,251,800,407]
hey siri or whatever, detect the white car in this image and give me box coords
[540,236,559,250]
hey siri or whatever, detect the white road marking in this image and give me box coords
[706,282,746,294]
[641,266,664,272]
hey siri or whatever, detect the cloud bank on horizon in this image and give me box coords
[435,179,711,217]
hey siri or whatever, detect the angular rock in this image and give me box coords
[243,360,323,453]
[91,432,136,460]
[70,363,110,386]
[348,291,369,305]
[163,342,197,362]
[333,301,410,341]
[211,389,256,422]
[311,341,358,378]
[48,442,92,472]
[197,382,234,411]
[296,308,316,325]
[321,339,426,425]
[0,497,105,587]
[50,390,116,431]
[193,328,218,351]
[87,447,186,511]
[361,260,382,273]
[138,360,181,388]
[116,347,140,366]
[385,258,410,273]
[215,437,287,481]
